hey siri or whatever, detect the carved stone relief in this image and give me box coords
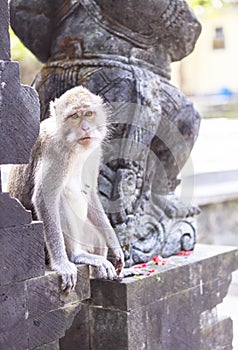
[10,0,202,265]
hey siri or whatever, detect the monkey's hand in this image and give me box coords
[110,247,125,276]
[74,253,119,280]
[51,260,78,293]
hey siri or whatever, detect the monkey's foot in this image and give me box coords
[156,194,200,219]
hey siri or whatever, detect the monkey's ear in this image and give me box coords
[49,100,57,117]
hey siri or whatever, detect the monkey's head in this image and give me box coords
[50,86,108,149]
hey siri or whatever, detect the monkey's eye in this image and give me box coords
[69,113,79,119]
[84,111,93,118]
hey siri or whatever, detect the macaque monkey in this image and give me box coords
[8,86,124,292]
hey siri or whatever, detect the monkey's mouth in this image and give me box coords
[78,136,92,145]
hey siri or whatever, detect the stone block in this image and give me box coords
[27,265,90,317]
[89,307,128,350]
[59,304,90,350]
[0,193,32,228]
[0,0,10,60]
[61,244,238,350]
[200,315,233,350]
[28,304,81,349]
[0,222,45,286]
[0,60,40,164]
[0,281,28,350]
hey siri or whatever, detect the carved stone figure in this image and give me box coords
[10,0,202,266]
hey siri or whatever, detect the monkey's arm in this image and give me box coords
[32,158,77,292]
[87,191,125,275]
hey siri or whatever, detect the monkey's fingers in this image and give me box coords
[111,248,125,275]
[52,260,78,293]
[61,272,77,293]
[94,260,118,280]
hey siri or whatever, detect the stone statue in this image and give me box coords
[10,0,202,266]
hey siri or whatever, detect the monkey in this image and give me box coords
[8,86,125,292]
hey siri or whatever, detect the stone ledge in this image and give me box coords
[61,244,238,350]
[89,244,238,311]
[182,170,238,206]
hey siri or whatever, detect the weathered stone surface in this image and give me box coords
[90,244,238,311]
[27,265,90,317]
[61,244,238,350]
[200,315,233,350]
[0,60,40,164]
[28,304,81,349]
[59,304,90,350]
[0,222,45,286]
[0,264,90,350]
[0,193,32,228]
[34,340,60,350]
[89,307,129,350]
[0,0,10,60]
[0,281,28,350]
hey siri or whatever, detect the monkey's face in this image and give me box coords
[64,105,107,148]
[52,87,108,149]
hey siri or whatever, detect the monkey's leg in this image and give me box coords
[87,192,125,275]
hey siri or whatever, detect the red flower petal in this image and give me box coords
[152,255,166,265]
[177,250,193,256]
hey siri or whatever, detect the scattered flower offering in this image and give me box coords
[132,251,192,280]
[152,255,166,265]
[134,262,148,269]
[177,250,193,257]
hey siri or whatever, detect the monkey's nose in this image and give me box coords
[81,120,90,131]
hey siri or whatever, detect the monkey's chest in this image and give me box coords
[61,175,91,224]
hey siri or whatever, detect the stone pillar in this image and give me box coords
[61,244,238,350]
[0,1,43,348]
[0,2,91,349]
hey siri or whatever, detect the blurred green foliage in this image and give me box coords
[10,27,42,85]
[188,0,238,7]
